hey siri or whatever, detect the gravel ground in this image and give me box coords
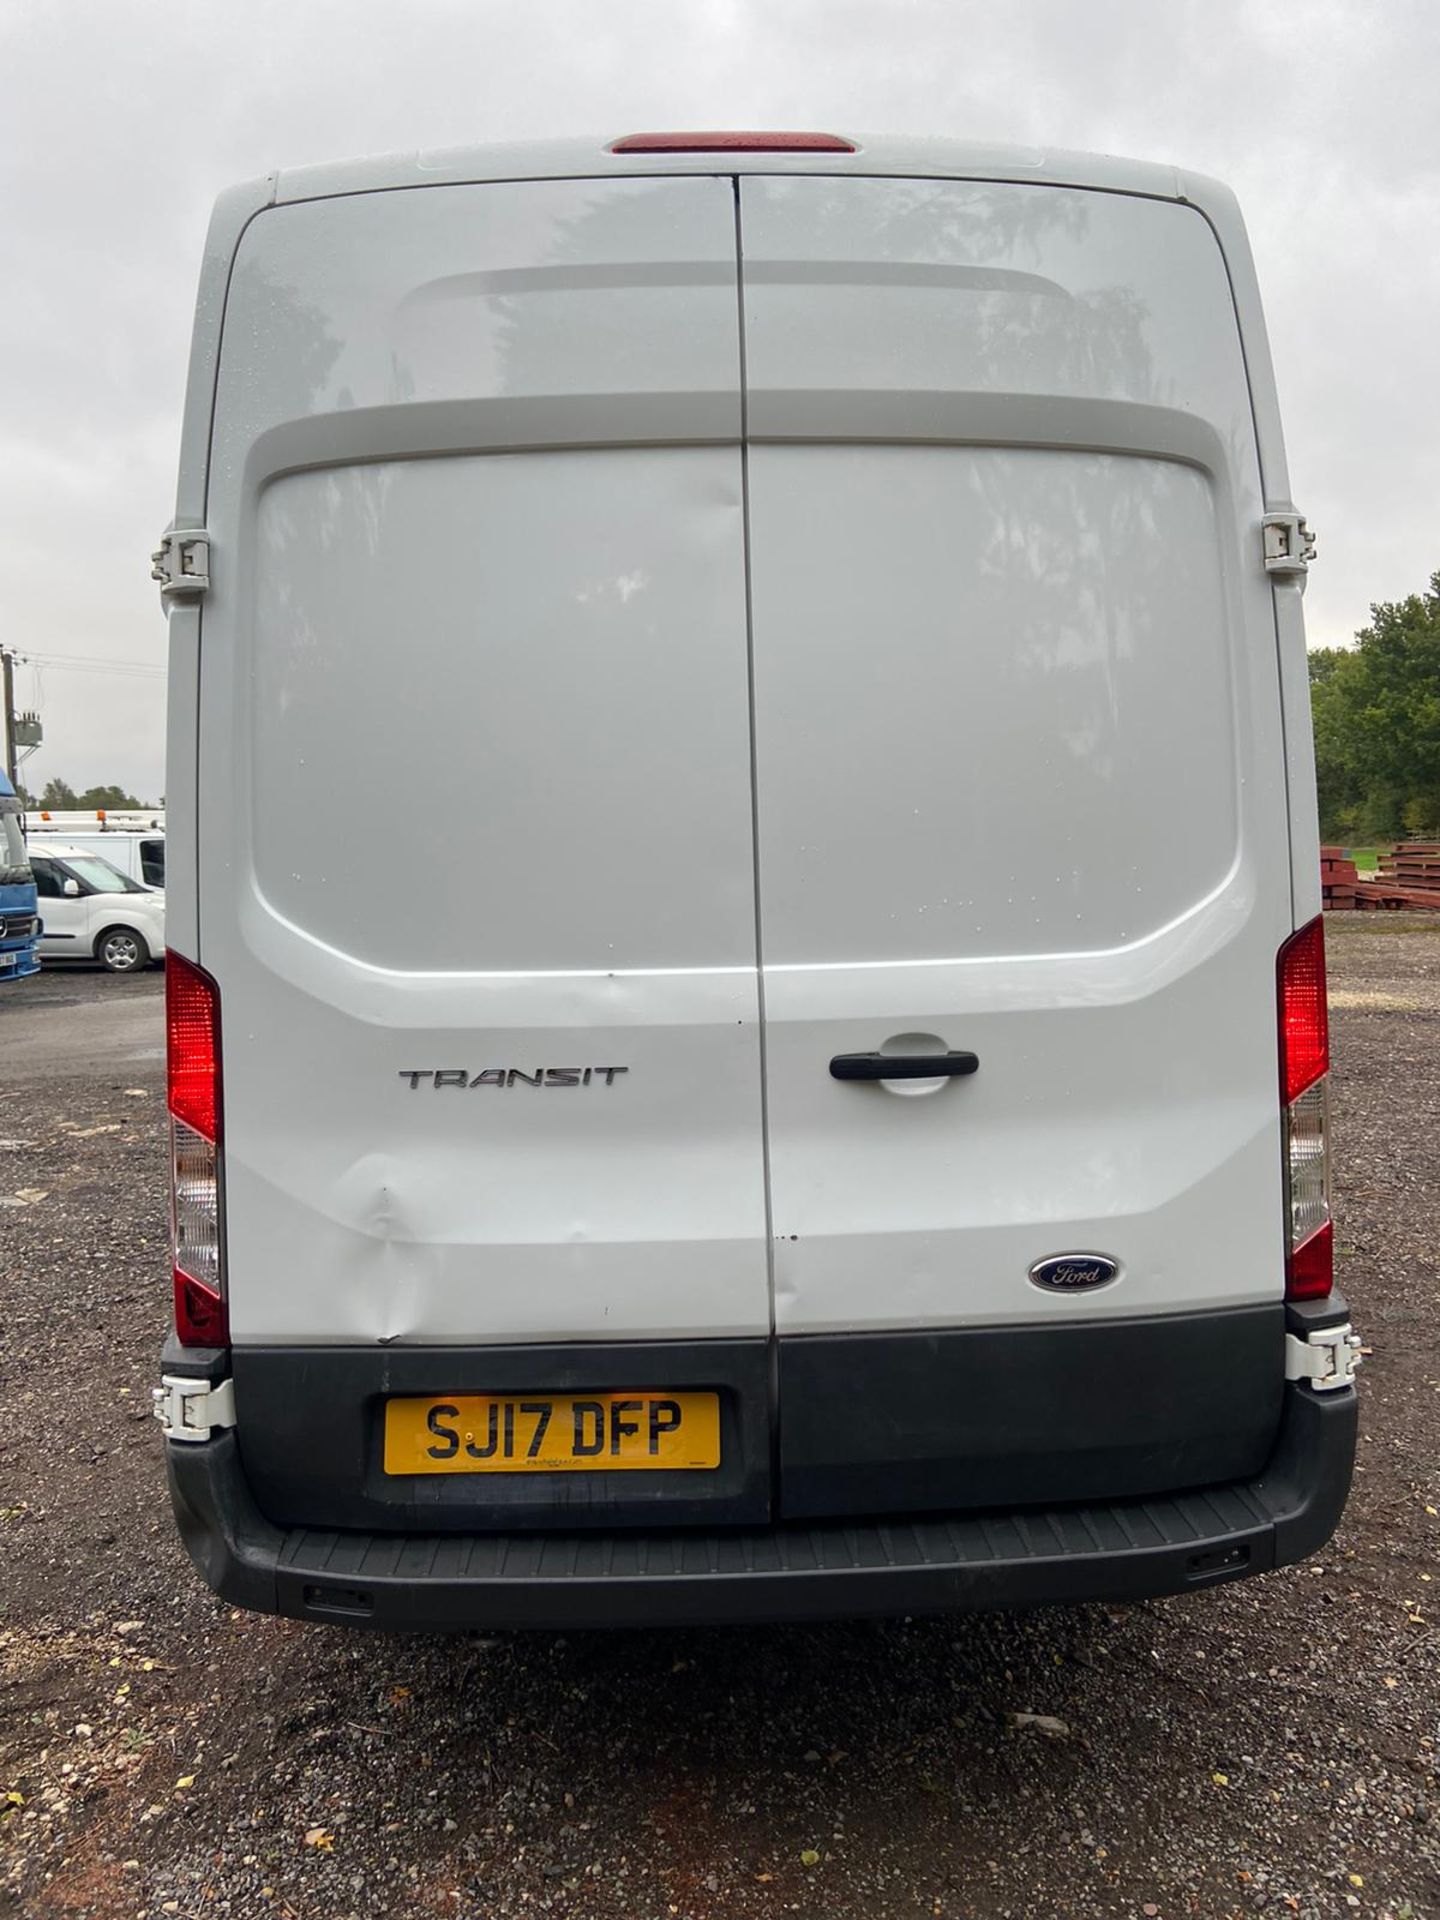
[1,924,1437,1920]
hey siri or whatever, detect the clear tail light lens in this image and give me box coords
[166,953,227,1345]
[1278,919,1332,1301]
[1286,1079,1329,1245]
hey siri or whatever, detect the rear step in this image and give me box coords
[167,1386,1355,1630]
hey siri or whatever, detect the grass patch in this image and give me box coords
[1325,914,1440,935]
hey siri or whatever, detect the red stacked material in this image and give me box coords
[1324,842,1440,912]
[1321,847,1364,910]
[1377,843,1440,892]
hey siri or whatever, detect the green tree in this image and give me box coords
[1309,571,1440,842]
[74,783,146,810]
[1309,646,1364,841]
[32,777,152,812]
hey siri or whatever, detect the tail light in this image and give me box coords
[166,953,227,1345]
[1278,918,1332,1300]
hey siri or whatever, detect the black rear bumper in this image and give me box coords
[165,1378,1356,1630]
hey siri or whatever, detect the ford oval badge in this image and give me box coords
[1028,1252,1121,1293]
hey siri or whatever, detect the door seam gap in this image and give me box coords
[732,176,782,1523]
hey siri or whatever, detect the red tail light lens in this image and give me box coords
[174,1270,228,1346]
[167,952,221,1143]
[166,952,227,1345]
[1278,917,1328,1104]
[1278,918,1332,1301]
[1287,1219,1335,1303]
[611,130,856,154]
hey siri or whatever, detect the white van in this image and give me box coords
[30,844,167,972]
[155,134,1357,1630]
[27,827,165,891]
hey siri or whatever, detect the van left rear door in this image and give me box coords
[196,175,772,1528]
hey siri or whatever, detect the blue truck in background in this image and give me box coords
[0,769,41,984]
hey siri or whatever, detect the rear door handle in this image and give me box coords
[829,1051,979,1081]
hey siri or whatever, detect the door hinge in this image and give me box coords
[151,528,211,600]
[1284,1321,1362,1393]
[152,1373,235,1442]
[1262,511,1316,576]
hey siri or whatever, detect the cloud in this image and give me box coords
[1,0,1434,792]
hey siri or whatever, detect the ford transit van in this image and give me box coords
[155,134,1358,1628]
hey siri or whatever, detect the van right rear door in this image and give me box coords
[738,176,1297,1519]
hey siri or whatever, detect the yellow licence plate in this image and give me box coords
[383,1391,721,1475]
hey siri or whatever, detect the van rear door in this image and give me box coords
[738,177,1296,1518]
[199,178,769,1365]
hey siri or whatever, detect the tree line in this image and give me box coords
[18,778,158,812]
[1310,570,1440,844]
[14,573,1437,847]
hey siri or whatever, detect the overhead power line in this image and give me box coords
[14,650,166,679]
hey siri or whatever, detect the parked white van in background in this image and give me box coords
[30,844,166,971]
[27,828,165,891]
[155,134,1357,1629]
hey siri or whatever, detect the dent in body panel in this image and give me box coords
[328,1153,438,1344]
[215,949,770,1345]
[325,1153,611,1347]
[239,1145,614,1347]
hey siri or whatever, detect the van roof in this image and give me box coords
[270,135,1195,209]
[28,825,161,838]
[178,137,1286,606]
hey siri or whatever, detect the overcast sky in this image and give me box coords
[1,0,1436,801]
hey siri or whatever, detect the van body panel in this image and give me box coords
[200,176,772,1347]
[205,176,743,441]
[166,176,277,962]
[268,137,1183,210]
[249,453,752,976]
[1275,579,1323,923]
[739,178,1293,1336]
[775,1306,1284,1520]
[231,1340,773,1531]
[737,177,1263,425]
[748,446,1240,962]
[161,144,1355,1620]
[167,1379,1357,1628]
[225,1307,1280,1533]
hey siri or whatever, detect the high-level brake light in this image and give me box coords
[1278,918,1332,1301]
[166,952,227,1345]
[610,131,856,154]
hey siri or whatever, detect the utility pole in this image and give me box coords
[1,648,41,793]
[1,646,16,785]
